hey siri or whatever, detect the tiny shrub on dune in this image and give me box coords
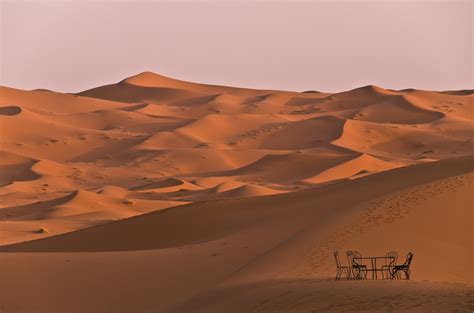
[123,199,135,205]
[36,227,49,234]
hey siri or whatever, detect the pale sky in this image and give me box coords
[0,0,472,93]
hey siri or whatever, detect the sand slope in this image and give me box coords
[0,157,472,313]
[0,73,473,312]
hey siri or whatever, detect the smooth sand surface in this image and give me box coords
[0,72,472,312]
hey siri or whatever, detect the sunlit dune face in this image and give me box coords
[0,72,472,246]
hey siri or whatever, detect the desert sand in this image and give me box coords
[0,72,472,312]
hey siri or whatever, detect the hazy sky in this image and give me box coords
[0,0,472,93]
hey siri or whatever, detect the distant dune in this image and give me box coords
[0,72,472,312]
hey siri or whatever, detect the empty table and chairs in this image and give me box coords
[333,250,413,280]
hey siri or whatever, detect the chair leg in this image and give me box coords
[339,268,349,280]
[346,268,352,280]
[386,268,393,279]
[354,268,367,280]
[355,268,361,280]
[336,268,345,281]
[391,269,399,280]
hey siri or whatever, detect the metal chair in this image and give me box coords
[346,250,367,279]
[391,252,414,280]
[333,250,351,280]
[381,251,398,279]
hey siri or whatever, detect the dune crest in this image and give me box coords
[1,72,472,242]
[0,72,473,312]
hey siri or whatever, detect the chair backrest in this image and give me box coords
[403,252,414,266]
[351,251,363,266]
[334,250,341,267]
[352,251,362,258]
[385,251,398,266]
[346,251,354,267]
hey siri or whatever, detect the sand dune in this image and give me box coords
[302,153,401,185]
[350,94,445,124]
[0,157,472,313]
[2,155,471,252]
[0,151,39,187]
[0,72,472,312]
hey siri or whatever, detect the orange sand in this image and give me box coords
[0,72,472,312]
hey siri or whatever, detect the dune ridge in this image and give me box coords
[0,72,473,312]
[0,72,472,242]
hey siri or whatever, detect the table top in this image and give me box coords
[353,256,394,259]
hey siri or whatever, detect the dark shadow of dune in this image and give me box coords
[0,106,22,116]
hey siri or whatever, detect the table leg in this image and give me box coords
[372,259,375,279]
[374,259,377,280]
